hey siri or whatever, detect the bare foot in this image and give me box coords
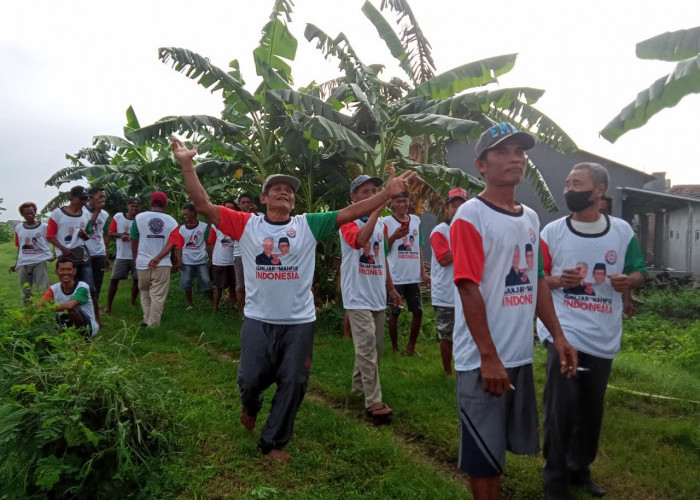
[266,449,290,463]
[240,411,256,431]
[102,307,111,314]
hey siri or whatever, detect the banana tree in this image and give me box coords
[601,26,700,143]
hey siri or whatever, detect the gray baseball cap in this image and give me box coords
[350,174,383,194]
[262,174,300,194]
[475,122,535,158]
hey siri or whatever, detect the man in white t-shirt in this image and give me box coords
[41,256,99,337]
[429,187,467,376]
[340,175,402,421]
[10,202,54,304]
[538,163,646,499]
[105,197,140,314]
[85,187,110,325]
[450,122,577,500]
[172,137,416,463]
[173,203,215,310]
[384,192,430,355]
[130,191,180,328]
[232,194,256,311]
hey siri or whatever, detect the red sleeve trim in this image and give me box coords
[206,226,217,245]
[541,238,552,276]
[340,221,361,249]
[41,288,54,301]
[14,233,19,248]
[109,219,117,232]
[46,218,58,238]
[450,218,484,286]
[430,231,450,262]
[218,206,251,241]
[168,228,184,247]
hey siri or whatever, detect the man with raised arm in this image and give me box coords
[538,163,646,499]
[171,137,416,463]
[449,123,577,500]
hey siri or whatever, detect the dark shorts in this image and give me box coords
[389,282,423,314]
[179,263,212,291]
[456,365,539,478]
[212,264,235,289]
[434,305,454,341]
[90,255,107,298]
[111,258,137,281]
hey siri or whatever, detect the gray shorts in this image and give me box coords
[434,305,454,341]
[111,258,137,281]
[456,365,539,478]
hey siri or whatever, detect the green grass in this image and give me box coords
[1,241,698,499]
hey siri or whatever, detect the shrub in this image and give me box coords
[0,222,14,244]
[635,287,700,320]
[0,304,178,498]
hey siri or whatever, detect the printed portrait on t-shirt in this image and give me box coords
[21,237,34,250]
[64,227,75,243]
[185,234,199,248]
[563,261,595,296]
[278,237,290,257]
[525,243,535,270]
[359,240,376,264]
[373,241,380,258]
[505,244,530,286]
[256,236,281,265]
[591,262,613,298]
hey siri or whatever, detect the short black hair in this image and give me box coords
[238,193,253,202]
[56,255,75,268]
[88,187,105,196]
[183,203,196,213]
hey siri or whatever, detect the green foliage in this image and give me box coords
[0,304,178,498]
[0,222,14,244]
[635,287,700,319]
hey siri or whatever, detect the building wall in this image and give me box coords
[665,204,700,274]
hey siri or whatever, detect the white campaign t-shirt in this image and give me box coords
[211,225,236,267]
[109,213,136,260]
[339,217,389,311]
[42,281,98,336]
[15,222,52,267]
[537,215,646,359]
[46,207,91,255]
[173,221,213,266]
[450,197,542,371]
[429,221,454,307]
[85,207,110,257]
[384,214,423,285]
[217,206,338,324]
[130,211,180,270]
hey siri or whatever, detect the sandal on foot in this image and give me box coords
[367,402,392,419]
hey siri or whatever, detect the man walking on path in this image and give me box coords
[340,175,403,421]
[538,163,646,500]
[384,192,430,355]
[429,187,468,376]
[171,136,416,463]
[450,122,577,500]
[130,191,179,328]
[105,197,140,313]
[173,203,215,310]
[10,202,53,304]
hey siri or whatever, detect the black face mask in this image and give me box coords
[564,189,594,212]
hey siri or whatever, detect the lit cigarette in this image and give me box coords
[509,384,515,391]
[577,367,590,372]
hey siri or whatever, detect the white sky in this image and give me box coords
[1,0,699,220]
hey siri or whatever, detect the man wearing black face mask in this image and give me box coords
[537,163,646,499]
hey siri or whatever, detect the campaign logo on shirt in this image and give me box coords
[255,236,299,279]
[285,228,297,238]
[529,228,537,243]
[503,242,535,306]
[605,250,618,265]
[358,239,384,276]
[148,218,164,235]
[562,260,614,313]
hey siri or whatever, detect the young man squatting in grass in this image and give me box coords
[450,123,578,500]
[538,163,646,499]
[172,137,416,463]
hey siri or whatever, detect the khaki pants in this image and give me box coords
[137,266,171,327]
[348,309,385,408]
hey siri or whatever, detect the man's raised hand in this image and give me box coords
[171,137,198,165]
[384,166,418,198]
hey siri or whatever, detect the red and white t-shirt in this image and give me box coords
[109,213,136,260]
[384,214,423,285]
[85,207,110,257]
[339,218,389,311]
[217,206,338,324]
[15,222,52,267]
[537,215,647,359]
[171,221,214,265]
[46,207,91,255]
[450,197,541,371]
[211,225,236,267]
[430,221,454,307]
[130,211,180,270]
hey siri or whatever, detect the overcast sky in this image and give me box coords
[1,0,698,221]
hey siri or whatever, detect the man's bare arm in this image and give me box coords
[536,276,578,376]
[171,138,220,226]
